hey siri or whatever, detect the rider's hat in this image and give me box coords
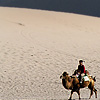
[79,60,85,63]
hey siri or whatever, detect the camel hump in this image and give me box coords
[71,75,76,78]
[89,75,96,82]
[93,76,96,82]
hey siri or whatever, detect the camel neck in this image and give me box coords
[62,77,72,90]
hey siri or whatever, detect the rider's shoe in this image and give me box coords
[80,81,82,84]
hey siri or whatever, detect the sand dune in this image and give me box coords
[0,7,100,100]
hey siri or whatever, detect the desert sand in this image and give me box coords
[0,7,100,100]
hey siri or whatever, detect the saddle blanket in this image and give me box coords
[83,76,90,81]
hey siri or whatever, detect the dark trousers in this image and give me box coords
[79,74,82,82]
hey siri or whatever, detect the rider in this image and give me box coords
[78,60,86,83]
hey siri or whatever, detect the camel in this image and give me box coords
[60,72,97,100]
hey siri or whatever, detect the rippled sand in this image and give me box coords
[0,7,100,100]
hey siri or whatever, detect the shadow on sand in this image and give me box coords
[54,98,89,100]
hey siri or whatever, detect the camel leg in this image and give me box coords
[89,89,93,99]
[69,90,74,100]
[88,82,94,99]
[93,88,97,98]
[77,90,81,100]
[89,88,97,99]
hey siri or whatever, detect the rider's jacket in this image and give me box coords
[78,65,85,74]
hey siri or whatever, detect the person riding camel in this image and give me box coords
[78,60,86,83]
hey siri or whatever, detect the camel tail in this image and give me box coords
[93,76,96,82]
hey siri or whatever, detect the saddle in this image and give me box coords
[72,73,90,82]
[82,75,90,82]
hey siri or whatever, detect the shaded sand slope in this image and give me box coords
[1,0,100,17]
[0,7,100,99]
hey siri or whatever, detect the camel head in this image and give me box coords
[60,72,69,79]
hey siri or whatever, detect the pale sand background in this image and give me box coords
[0,7,100,100]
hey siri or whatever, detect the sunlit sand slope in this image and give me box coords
[0,7,100,99]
